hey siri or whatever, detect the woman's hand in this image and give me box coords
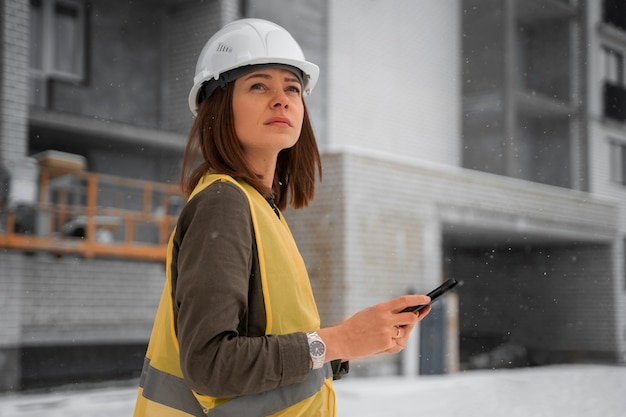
[317,294,431,362]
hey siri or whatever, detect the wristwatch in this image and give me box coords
[306,331,326,370]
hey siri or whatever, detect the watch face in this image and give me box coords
[310,340,325,357]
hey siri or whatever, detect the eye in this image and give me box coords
[286,85,301,94]
[250,83,268,91]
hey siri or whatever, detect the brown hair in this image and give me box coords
[180,83,322,210]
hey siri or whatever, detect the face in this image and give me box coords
[232,67,304,163]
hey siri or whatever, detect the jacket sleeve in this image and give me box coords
[172,181,311,398]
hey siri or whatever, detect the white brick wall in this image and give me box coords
[0,0,29,162]
[0,252,23,347]
[19,254,164,345]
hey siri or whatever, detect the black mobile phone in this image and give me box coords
[400,278,459,313]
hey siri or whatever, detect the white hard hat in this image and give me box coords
[188,18,320,115]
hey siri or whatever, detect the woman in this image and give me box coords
[134,18,431,417]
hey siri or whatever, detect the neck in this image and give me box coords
[246,153,277,190]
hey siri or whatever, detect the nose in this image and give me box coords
[271,89,289,109]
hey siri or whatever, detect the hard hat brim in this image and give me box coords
[188,58,319,115]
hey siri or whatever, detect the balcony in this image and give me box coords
[0,154,182,261]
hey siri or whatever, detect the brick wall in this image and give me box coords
[0,250,165,389]
[0,0,29,162]
[0,0,30,390]
[19,253,164,345]
[285,153,347,327]
[0,251,23,390]
[2,252,167,388]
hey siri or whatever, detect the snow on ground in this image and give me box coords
[0,365,624,417]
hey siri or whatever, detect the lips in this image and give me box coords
[265,117,292,127]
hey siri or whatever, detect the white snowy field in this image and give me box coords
[0,364,624,417]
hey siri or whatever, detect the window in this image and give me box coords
[604,0,626,31]
[622,238,626,291]
[603,47,624,85]
[29,0,85,105]
[603,48,626,121]
[609,140,626,185]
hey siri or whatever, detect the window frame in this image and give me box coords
[602,46,624,86]
[29,0,86,105]
[609,139,626,185]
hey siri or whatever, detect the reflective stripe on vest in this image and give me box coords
[138,357,205,416]
[138,356,332,417]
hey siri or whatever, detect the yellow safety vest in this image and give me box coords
[134,174,336,416]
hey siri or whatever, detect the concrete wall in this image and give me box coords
[462,0,507,176]
[47,0,238,134]
[164,0,235,134]
[326,0,461,165]
[586,1,626,362]
[49,0,163,129]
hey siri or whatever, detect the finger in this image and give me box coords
[391,324,413,343]
[416,305,432,320]
[382,342,402,354]
[400,322,416,333]
[388,294,431,313]
[384,339,406,354]
[395,310,422,327]
[396,302,434,327]
[392,325,402,339]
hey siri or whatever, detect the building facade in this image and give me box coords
[0,0,624,391]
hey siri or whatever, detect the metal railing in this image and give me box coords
[0,167,183,260]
